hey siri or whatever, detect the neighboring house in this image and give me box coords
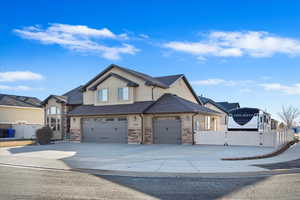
[42,86,83,140]
[0,94,44,139]
[68,64,220,144]
[198,96,240,131]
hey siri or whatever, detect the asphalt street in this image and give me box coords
[1,165,300,200]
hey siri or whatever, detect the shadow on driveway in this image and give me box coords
[2,143,289,199]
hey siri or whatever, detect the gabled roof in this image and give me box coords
[81,64,202,105]
[216,102,240,112]
[199,96,240,113]
[62,85,84,105]
[41,95,67,105]
[154,74,183,87]
[42,86,83,106]
[89,73,139,91]
[144,94,219,114]
[198,96,229,113]
[0,94,42,108]
[82,64,169,90]
[68,101,155,116]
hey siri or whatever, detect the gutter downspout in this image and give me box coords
[191,113,198,145]
[139,114,144,144]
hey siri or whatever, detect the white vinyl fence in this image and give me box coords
[12,124,42,139]
[195,130,294,147]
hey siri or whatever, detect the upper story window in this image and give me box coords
[98,88,108,102]
[47,106,60,115]
[118,87,129,101]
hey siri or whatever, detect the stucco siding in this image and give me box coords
[0,106,44,125]
[166,78,198,103]
[83,68,198,105]
[83,68,153,105]
[94,76,134,105]
[204,102,227,131]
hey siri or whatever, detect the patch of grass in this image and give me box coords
[0,140,36,147]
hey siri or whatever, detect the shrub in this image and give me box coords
[36,126,53,145]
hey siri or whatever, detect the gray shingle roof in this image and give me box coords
[81,64,201,105]
[89,73,139,91]
[154,74,183,87]
[82,64,169,90]
[62,85,83,105]
[68,93,218,116]
[68,101,155,116]
[0,94,42,108]
[144,94,219,114]
[199,96,240,113]
[216,102,240,112]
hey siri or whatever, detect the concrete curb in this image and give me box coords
[1,162,300,178]
[222,140,299,161]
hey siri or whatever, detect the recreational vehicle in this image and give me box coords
[228,108,271,132]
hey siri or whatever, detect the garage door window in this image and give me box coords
[118,117,127,121]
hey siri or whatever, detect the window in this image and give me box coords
[194,120,200,131]
[57,118,60,131]
[118,117,127,121]
[118,87,129,100]
[47,106,60,115]
[98,88,108,102]
[205,116,211,130]
[50,106,56,114]
[224,116,227,125]
[51,117,57,131]
[56,107,60,114]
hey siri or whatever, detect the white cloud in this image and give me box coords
[139,34,149,39]
[14,24,139,60]
[0,85,37,91]
[164,31,300,59]
[0,71,43,82]
[261,76,272,80]
[192,78,253,86]
[192,79,226,86]
[240,88,252,93]
[260,83,300,95]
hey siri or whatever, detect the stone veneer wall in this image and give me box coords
[70,117,81,141]
[61,103,68,139]
[127,115,142,144]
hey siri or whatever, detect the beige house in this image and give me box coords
[0,94,44,139]
[68,64,220,144]
[42,86,83,140]
[199,96,240,131]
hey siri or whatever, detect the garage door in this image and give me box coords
[82,117,128,143]
[153,118,181,144]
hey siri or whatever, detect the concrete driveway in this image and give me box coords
[0,143,299,173]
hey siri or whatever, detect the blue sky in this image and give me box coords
[1,0,300,119]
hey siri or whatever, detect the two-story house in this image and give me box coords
[68,64,220,144]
